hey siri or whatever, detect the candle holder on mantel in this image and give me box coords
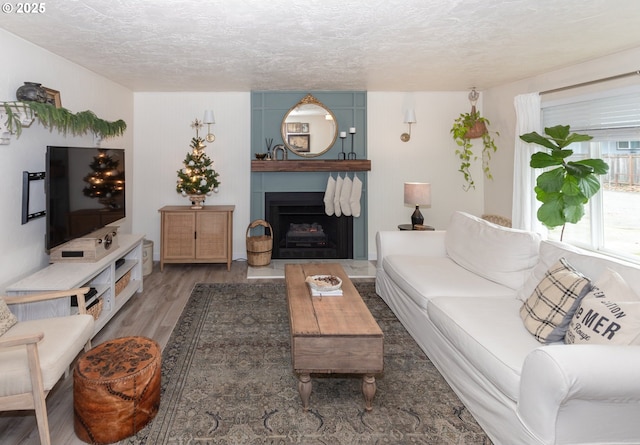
[338,131,347,159]
[348,127,357,159]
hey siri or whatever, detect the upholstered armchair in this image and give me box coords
[0,288,95,445]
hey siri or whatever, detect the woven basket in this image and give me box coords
[86,298,103,320]
[462,104,487,139]
[246,219,273,267]
[115,270,131,296]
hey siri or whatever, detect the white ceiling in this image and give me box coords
[3,0,640,92]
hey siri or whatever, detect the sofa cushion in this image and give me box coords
[0,314,94,396]
[0,298,18,336]
[517,240,640,302]
[445,211,541,290]
[565,269,640,345]
[590,267,639,302]
[383,254,516,310]
[520,258,593,343]
[428,296,541,402]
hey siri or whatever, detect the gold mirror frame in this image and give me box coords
[281,94,338,158]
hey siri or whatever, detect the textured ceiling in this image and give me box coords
[2,0,640,92]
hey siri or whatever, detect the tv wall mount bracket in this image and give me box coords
[22,170,45,224]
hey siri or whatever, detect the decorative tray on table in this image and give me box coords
[305,275,343,292]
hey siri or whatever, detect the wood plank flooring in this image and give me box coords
[0,261,373,445]
[0,261,258,445]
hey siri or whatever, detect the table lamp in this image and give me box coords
[404,182,431,228]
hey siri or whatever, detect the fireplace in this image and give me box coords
[265,192,353,259]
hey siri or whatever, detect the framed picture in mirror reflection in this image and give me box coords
[286,122,309,133]
[288,134,310,152]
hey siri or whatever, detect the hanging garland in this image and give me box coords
[1,101,127,139]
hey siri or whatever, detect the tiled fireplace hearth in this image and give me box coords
[265,192,353,259]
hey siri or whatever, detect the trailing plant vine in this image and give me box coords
[450,108,498,191]
[2,101,127,139]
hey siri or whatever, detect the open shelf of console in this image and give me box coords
[7,233,145,338]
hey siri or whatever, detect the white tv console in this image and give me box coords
[7,234,145,338]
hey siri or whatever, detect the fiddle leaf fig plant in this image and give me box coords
[451,108,498,191]
[519,125,609,236]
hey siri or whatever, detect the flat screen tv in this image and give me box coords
[45,146,126,251]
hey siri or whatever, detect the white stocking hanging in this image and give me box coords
[350,174,363,217]
[340,174,353,216]
[333,174,343,217]
[323,174,336,216]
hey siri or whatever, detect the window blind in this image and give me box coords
[542,90,640,141]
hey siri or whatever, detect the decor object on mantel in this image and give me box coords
[404,182,431,228]
[519,124,609,239]
[176,119,220,209]
[16,81,48,103]
[2,83,127,143]
[450,88,498,191]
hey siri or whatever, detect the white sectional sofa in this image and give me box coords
[375,211,640,445]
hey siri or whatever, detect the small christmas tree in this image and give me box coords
[83,150,124,208]
[176,121,220,208]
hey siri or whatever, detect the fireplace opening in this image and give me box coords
[265,192,353,259]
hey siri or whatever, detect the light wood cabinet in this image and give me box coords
[159,205,234,271]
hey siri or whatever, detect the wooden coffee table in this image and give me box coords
[285,263,384,411]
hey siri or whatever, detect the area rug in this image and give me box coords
[121,283,492,445]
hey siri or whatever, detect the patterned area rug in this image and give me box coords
[122,283,492,445]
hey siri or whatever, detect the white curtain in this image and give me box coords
[512,93,545,234]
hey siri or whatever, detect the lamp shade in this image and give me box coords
[404,182,431,206]
[403,109,417,124]
[202,110,215,124]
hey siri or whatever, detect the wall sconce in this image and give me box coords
[400,109,416,142]
[202,110,216,142]
[404,182,431,228]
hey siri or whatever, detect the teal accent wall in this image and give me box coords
[250,91,368,259]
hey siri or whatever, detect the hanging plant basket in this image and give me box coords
[450,92,499,191]
[463,107,488,139]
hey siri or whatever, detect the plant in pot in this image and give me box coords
[450,89,499,191]
[519,124,609,239]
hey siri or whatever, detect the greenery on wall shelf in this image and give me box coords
[450,106,499,191]
[519,125,609,239]
[1,101,127,139]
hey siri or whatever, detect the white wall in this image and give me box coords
[8,26,636,285]
[0,29,133,292]
[367,92,485,258]
[133,91,485,262]
[483,45,640,219]
[132,93,251,261]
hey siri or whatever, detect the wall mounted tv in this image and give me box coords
[46,146,126,251]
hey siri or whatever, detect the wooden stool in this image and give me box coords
[73,336,161,444]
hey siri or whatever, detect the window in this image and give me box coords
[616,140,640,150]
[542,89,640,262]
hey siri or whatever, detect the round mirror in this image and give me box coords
[281,94,338,157]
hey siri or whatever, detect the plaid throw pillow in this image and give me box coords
[0,298,18,336]
[520,258,592,343]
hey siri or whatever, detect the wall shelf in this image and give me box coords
[251,159,371,172]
